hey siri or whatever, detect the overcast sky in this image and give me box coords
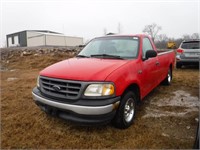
[0,0,199,47]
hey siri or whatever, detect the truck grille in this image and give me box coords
[40,76,82,100]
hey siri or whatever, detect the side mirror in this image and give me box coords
[145,50,157,59]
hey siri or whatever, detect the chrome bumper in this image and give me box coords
[32,92,120,115]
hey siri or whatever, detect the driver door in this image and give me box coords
[140,37,159,97]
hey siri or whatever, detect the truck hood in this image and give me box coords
[40,58,129,81]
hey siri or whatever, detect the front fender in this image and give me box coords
[105,60,141,97]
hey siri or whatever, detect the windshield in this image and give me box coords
[181,41,200,49]
[78,36,139,59]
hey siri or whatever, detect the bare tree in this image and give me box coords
[143,23,162,42]
[191,33,200,39]
[182,34,191,40]
[157,34,168,42]
[155,34,168,49]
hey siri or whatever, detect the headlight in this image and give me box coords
[37,76,40,88]
[84,83,115,96]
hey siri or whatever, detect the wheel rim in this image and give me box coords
[124,98,135,123]
[168,71,171,83]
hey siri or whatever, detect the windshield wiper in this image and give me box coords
[76,55,90,58]
[91,54,123,59]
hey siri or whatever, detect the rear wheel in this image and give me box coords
[112,91,137,129]
[162,68,172,85]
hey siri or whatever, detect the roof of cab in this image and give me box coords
[95,34,150,39]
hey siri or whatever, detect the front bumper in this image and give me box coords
[32,87,120,124]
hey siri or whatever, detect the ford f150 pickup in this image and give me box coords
[32,34,175,129]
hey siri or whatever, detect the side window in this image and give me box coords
[142,37,153,58]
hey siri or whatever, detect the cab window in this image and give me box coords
[142,37,153,58]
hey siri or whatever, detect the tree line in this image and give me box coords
[143,23,200,49]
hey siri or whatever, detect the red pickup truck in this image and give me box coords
[32,34,175,129]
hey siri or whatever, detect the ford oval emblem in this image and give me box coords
[52,85,61,92]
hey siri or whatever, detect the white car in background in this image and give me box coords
[176,40,200,68]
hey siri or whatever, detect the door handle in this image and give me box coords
[138,70,142,74]
[156,61,160,66]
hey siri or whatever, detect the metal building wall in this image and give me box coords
[27,32,45,46]
[7,30,84,47]
[46,35,66,46]
[65,36,83,46]
[27,32,83,47]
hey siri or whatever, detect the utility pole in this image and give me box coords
[103,28,107,35]
[118,22,122,34]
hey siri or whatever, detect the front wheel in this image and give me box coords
[112,91,137,129]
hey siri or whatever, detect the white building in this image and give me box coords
[6,30,83,47]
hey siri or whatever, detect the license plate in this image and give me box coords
[185,53,200,57]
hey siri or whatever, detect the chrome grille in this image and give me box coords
[40,76,82,100]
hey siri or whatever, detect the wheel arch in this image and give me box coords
[122,83,141,103]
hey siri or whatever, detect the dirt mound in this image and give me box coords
[0,47,80,71]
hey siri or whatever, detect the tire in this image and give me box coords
[176,63,182,69]
[162,68,172,85]
[112,91,137,129]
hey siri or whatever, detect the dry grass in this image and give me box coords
[1,53,199,149]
